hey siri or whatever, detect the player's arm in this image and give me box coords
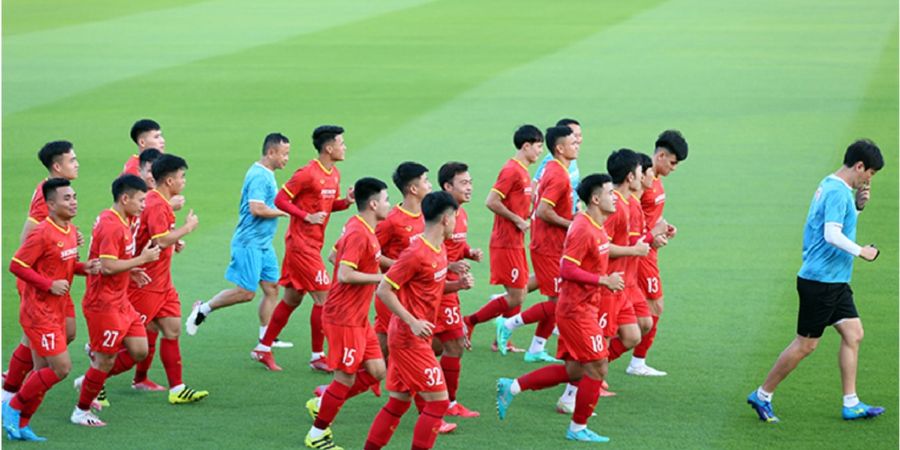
[100,241,161,275]
[331,185,353,212]
[274,189,309,219]
[249,200,287,219]
[336,262,382,284]
[336,233,381,284]
[153,209,199,248]
[9,233,67,294]
[486,189,528,231]
[376,277,434,338]
[443,273,474,294]
[535,199,571,228]
[609,242,650,258]
[375,220,396,270]
[822,191,877,261]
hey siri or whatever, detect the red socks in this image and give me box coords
[520,301,554,324]
[311,304,325,354]
[10,367,60,426]
[365,396,411,450]
[3,343,34,393]
[440,356,461,402]
[160,338,183,388]
[503,304,522,318]
[518,364,569,391]
[573,375,603,425]
[633,315,659,358]
[412,399,450,450]
[346,369,379,398]
[109,349,138,376]
[534,304,556,339]
[77,367,108,410]
[607,337,629,362]
[467,295,509,325]
[261,300,298,347]
[134,328,158,383]
[314,380,350,430]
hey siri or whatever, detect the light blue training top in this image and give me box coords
[231,162,279,249]
[798,175,858,283]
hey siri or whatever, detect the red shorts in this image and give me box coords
[626,285,651,317]
[433,293,464,339]
[598,292,636,337]
[490,247,529,289]
[638,254,663,300]
[374,296,392,334]
[130,288,181,324]
[531,252,561,297]
[66,297,75,318]
[23,324,67,357]
[556,313,607,362]
[324,322,383,374]
[84,309,146,354]
[386,345,446,394]
[279,244,331,292]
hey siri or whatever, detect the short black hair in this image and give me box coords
[422,191,459,223]
[130,119,161,143]
[843,139,884,171]
[152,154,188,183]
[42,177,71,202]
[577,174,613,204]
[111,174,148,202]
[607,148,641,184]
[139,148,163,166]
[655,129,688,161]
[545,125,574,156]
[438,162,468,191]
[263,132,290,155]
[392,162,428,194]
[354,177,388,210]
[37,141,74,169]
[312,125,344,153]
[556,118,580,128]
[638,153,653,174]
[513,125,544,149]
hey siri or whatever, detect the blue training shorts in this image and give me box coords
[225,245,279,292]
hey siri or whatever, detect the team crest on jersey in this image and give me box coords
[57,241,64,247]
[320,179,325,184]
[405,226,413,232]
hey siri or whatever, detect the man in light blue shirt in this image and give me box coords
[532,118,581,213]
[748,139,884,423]
[187,133,291,342]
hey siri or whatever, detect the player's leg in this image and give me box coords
[253,287,304,371]
[186,286,255,336]
[65,317,76,344]
[466,247,529,339]
[3,329,69,441]
[496,363,570,419]
[442,336,478,418]
[412,389,450,450]
[258,280,280,332]
[365,391,412,450]
[834,317,883,419]
[610,323,641,362]
[567,359,609,443]
[522,296,560,362]
[186,245,262,336]
[308,290,331,370]
[1,337,33,403]
[157,313,208,404]
[132,318,164,391]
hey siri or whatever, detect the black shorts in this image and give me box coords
[796,276,858,338]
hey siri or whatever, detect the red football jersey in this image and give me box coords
[27,179,48,225]
[530,159,573,256]
[640,176,665,229]
[557,213,610,319]
[376,205,424,260]
[383,237,448,349]
[282,159,342,249]
[443,206,470,285]
[82,209,137,314]
[122,155,140,176]
[625,193,645,287]
[490,159,532,249]
[131,190,175,292]
[324,215,382,327]
[12,219,80,327]
[602,190,632,294]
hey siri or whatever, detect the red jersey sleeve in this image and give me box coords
[562,224,593,267]
[12,227,46,269]
[145,202,172,240]
[281,168,308,202]
[491,167,516,199]
[28,189,48,224]
[97,224,125,260]
[603,210,624,243]
[383,248,418,290]
[338,230,368,269]
[539,171,567,208]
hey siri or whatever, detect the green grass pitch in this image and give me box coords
[2,0,897,448]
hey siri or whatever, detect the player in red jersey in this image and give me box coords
[2,179,100,442]
[253,126,354,372]
[122,119,166,176]
[128,155,208,403]
[497,125,579,363]
[433,162,481,418]
[70,175,161,427]
[495,174,624,444]
[302,177,391,450]
[3,142,81,406]
[463,125,543,352]
[631,130,688,376]
[373,162,431,358]
[363,191,459,450]
[136,148,163,189]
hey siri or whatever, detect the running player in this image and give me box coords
[748,140,884,423]
[253,126,353,372]
[71,175,162,427]
[185,133,290,341]
[463,125,542,351]
[433,162,482,418]
[632,130,688,376]
[497,125,579,362]
[532,118,583,212]
[2,179,100,441]
[496,174,624,443]
[302,177,390,450]
[3,141,81,405]
[373,162,431,358]
[136,148,162,189]
[129,154,208,403]
[122,119,166,176]
[363,191,459,450]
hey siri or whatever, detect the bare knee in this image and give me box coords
[369,364,387,381]
[443,340,464,358]
[52,360,72,379]
[796,338,819,356]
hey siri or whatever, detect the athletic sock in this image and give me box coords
[412,399,450,450]
[757,387,773,403]
[559,382,578,404]
[843,393,859,408]
[109,349,137,376]
[569,421,587,433]
[310,304,325,354]
[520,301,553,326]
[502,304,522,318]
[534,304,556,339]
[504,314,525,331]
[199,302,212,316]
[311,352,325,361]
[608,337,628,362]
[573,375,602,425]
[260,300,298,346]
[77,367,108,411]
[441,356,461,402]
[314,380,350,430]
[528,337,547,354]
[10,368,60,424]
[259,326,267,341]
[346,369,379,399]
[632,315,658,358]
[160,337,183,388]
[518,364,569,392]
[3,343,34,393]
[467,295,509,325]
[629,356,646,368]
[365,397,411,449]
[134,328,158,383]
